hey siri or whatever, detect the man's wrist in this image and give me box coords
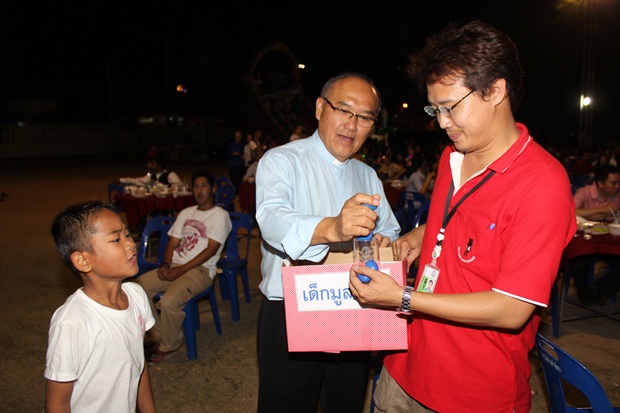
[161,262,171,269]
[397,286,414,314]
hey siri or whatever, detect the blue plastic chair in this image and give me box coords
[108,182,125,203]
[397,192,430,236]
[215,175,236,211]
[536,333,620,412]
[136,216,176,277]
[412,197,430,229]
[214,175,232,188]
[217,212,253,321]
[154,285,222,361]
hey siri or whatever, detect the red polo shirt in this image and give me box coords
[383,123,576,413]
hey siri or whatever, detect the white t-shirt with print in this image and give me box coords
[168,205,232,278]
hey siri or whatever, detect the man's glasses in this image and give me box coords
[423,90,475,117]
[321,97,377,128]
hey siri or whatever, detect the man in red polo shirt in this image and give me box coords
[349,20,576,412]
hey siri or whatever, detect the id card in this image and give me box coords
[416,263,439,293]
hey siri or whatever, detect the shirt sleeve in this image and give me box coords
[208,208,232,246]
[492,185,575,305]
[168,208,188,239]
[573,187,586,208]
[45,316,87,382]
[256,149,329,262]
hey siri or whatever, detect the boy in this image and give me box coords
[46,201,156,413]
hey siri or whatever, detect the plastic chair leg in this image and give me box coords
[183,301,199,360]
[219,278,230,301]
[208,290,223,335]
[182,287,222,361]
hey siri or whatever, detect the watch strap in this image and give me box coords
[398,286,414,314]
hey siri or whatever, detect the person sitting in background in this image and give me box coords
[120,153,182,187]
[242,149,263,183]
[570,164,620,305]
[574,165,620,222]
[376,153,407,181]
[134,170,232,363]
[46,201,156,412]
[405,153,436,209]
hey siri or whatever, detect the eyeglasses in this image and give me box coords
[423,90,475,117]
[321,97,377,128]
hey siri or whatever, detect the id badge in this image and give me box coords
[416,262,440,293]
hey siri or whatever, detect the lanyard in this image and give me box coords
[431,170,496,262]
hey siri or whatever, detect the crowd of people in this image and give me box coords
[44,18,620,413]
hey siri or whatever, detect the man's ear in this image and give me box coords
[490,78,508,106]
[315,96,325,121]
[71,251,92,273]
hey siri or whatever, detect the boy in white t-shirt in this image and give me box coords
[46,201,156,413]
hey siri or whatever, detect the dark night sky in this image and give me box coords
[2,1,620,147]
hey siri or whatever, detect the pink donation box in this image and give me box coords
[282,260,409,352]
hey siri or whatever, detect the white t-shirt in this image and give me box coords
[169,205,232,277]
[45,282,155,413]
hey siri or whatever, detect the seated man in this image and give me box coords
[570,164,620,305]
[134,170,232,362]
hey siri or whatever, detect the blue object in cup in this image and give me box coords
[355,203,379,283]
[357,259,378,283]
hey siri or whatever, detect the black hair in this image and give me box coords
[191,170,215,187]
[406,20,525,111]
[410,154,427,171]
[51,200,118,277]
[595,165,620,185]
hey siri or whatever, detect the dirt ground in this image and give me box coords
[1,156,619,412]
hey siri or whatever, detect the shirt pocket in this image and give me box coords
[451,210,501,284]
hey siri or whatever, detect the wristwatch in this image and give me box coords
[398,286,414,314]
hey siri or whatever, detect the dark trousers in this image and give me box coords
[228,166,245,193]
[567,255,620,299]
[257,299,370,413]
